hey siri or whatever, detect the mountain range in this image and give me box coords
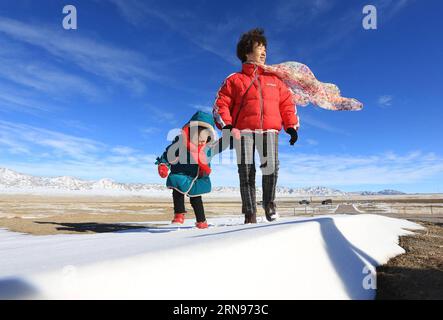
[0,168,406,197]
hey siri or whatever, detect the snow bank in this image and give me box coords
[0,214,423,300]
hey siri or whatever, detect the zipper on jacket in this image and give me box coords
[255,66,264,129]
[185,167,200,196]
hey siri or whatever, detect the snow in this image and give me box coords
[0,214,423,300]
[0,167,359,197]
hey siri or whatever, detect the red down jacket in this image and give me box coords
[213,63,299,132]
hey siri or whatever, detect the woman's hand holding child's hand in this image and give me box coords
[223,125,241,140]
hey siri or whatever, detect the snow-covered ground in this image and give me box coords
[0,214,422,300]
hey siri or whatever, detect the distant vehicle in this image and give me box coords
[322,199,333,205]
[299,200,310,205]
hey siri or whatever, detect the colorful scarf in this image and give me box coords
[262,61,363,111]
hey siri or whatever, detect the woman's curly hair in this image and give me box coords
[236,28,267,63]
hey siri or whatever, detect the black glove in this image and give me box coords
[222,125,234,149]
[286,127,298,146]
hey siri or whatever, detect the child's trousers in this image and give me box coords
[172,189,206,222]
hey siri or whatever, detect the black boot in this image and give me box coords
[244,213,257,224]
[264,203,278,222]
[265,212,278,222]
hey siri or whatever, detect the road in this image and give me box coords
[334,204,360,215]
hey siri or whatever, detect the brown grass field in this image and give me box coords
[0,193,442,235]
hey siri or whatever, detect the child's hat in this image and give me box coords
[185,111,218,143]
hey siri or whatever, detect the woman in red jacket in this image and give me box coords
[213,28,299,224]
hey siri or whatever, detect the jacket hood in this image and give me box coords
[183,111,217,144]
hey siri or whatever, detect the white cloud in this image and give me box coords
[0,120,160,183]
[210,149,443,189]
[0,43,96,114]
[0,86,56,114]
[1,121,442,190]
[105,0,241,65]
[0,57,100,100]
[112,146,137,156]
[377,95,393,107]
[279,151,443,187]
[379,0,414,19]
[191,104,212,113]
[0,120,103,161]
[105,0,148,25]
[302,114,347,134]
[145,105,178,124]
[306,139,319,146]
[0,136,30,155]
[273,0,334,29]
[140,127,159,134]
[60,120,95,133]
[0,16,169,93]
[276,0,414,64]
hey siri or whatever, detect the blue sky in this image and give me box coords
[0,0,442,193]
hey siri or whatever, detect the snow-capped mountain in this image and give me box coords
[282,186,346,196]
[210,185,346,197]
[0,168,404,196]
[0,168,168,195]
[358,189,406,196]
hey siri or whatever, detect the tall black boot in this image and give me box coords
[244,213,257,224]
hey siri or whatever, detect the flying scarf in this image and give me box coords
[262,61,363,111]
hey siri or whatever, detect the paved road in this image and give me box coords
[334,204,360,215]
